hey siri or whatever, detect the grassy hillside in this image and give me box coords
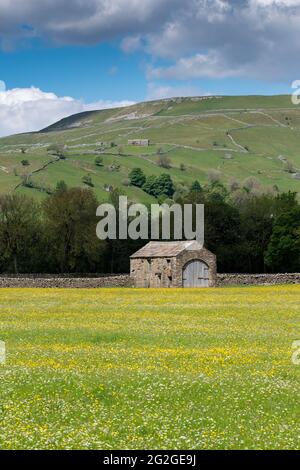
[0,95,299,202]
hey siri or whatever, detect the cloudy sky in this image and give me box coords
[0,0,299,136]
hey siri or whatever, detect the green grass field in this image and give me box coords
[1,95,300,201]
[0,286,299,450]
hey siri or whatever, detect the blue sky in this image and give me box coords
[0,40,292,103]
[0,41,148,102]
[0,0,299,136]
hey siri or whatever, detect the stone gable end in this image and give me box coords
[130,242,217,288]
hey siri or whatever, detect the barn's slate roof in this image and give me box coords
[130,241,204,258]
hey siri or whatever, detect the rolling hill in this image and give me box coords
[0,95,299,203]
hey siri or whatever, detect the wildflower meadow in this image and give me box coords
[0,286,299,450]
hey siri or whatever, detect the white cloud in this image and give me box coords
[251,0,300,5]
[0,0,181,46]
[121,35,143,53]
[145,0,300,81]
[148,53,241,81]
[1,1,300,87]
[0,82,134,137]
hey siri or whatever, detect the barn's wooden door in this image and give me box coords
[183,260,209,287]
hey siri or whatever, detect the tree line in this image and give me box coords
[0,178,299,274]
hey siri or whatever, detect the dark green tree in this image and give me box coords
[153,174,175,197]
[190,180,202,192]
[273,191,298,216]
[143,174,175,198]
[265,207,300,272]
[0,194,41,273]
[204,199,242,273]
[129,168,146,188]
[82,174,94,187]
[142,175,157,196]
[95,156,104,167]
[237,194,276,273]
[43,188,105,273]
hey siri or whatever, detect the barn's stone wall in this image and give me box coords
[130,248,217,288]
[176,248,217,287]
[131,258,176,287]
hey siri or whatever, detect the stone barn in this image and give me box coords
[130,241,217,288]
[128,139,150,147]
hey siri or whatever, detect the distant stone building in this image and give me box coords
[104,184,114,192]
[128,139,150,147]
[130,241,217,288]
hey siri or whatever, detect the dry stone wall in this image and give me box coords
[217,273,300,286]
[0,274,133,288]
[0,273,299,288]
